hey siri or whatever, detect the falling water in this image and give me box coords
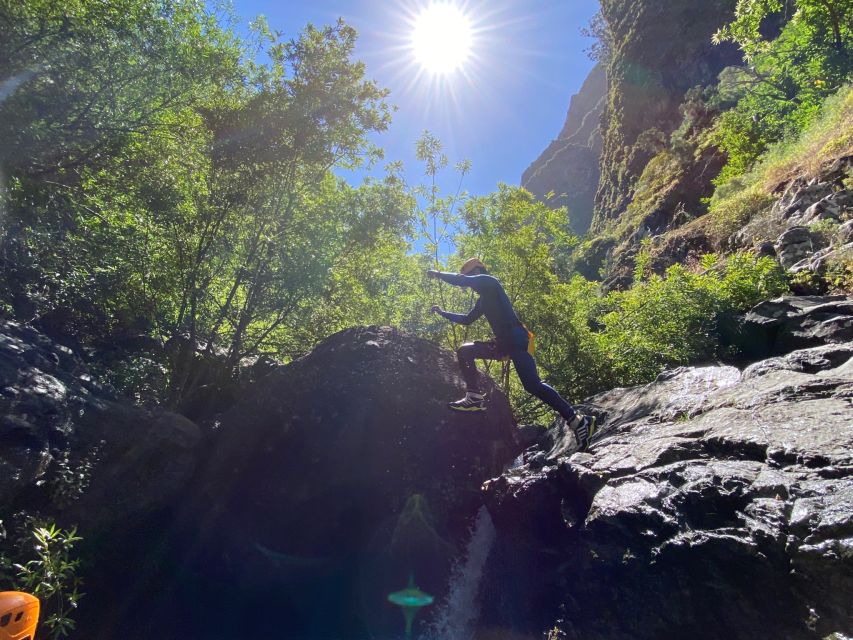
[427,506,496,640]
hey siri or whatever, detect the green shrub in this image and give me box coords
[1,521,83,640]
[595,254,788,387]
[712,1,853,179]
[826,247,853,293]
[508,254,788,422]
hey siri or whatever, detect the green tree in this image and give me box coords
[0,0,242,177]
[0,2,412,408]
[712,0,853,177]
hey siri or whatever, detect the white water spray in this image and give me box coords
[428,506,496,640]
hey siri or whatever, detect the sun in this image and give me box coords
[411,3,473,75]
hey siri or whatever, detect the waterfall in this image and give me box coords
[428,506,496,640]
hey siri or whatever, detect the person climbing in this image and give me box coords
[427,258,596,451]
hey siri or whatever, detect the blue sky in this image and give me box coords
[227,0,600,197]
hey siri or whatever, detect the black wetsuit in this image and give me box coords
[434,272,577,421]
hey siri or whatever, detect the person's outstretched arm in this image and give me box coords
[426,270,492,293]
[431,298,483,325]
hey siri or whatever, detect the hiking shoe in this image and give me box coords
[449,392,486,412]
[569,414,596,452]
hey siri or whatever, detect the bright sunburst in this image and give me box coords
[411,3,473,74]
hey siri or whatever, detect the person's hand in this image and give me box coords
[430,305,443,314]
[426,269,439,279]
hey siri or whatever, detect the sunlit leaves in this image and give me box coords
[711,0,853,177]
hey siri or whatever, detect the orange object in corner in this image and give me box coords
[0,592,39,640]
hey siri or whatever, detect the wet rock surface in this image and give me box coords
[728,296,853,359]
[482,339,853,639]
[0,322,520,640]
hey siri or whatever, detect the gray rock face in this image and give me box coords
[522,64,607,234]
[0,320,200,523]
[135,326,519,640]
[776,226,816,268]
[791,242,853,275]
[482,341,853,639]
[736,296,853,356]
[736,157,853,272]
[0,320,201,640]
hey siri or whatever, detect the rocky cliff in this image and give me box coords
[522,64,606,234]
[0,319,200,537]
[592,0,741,231]
[613,154,853,294]
[481,296,853,639]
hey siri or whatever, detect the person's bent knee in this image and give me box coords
[457,343,477,363]
[457,342,476,357]
[521,377,543,395]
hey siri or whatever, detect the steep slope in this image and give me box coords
[522,64,607,234]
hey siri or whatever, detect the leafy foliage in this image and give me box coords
[598,254,788,384]
[581,10,614,64]
[1,521,84,640]
[1,1,409,410]
[709,83,853,234]
[712,0,853,178]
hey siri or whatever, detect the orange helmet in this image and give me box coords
[0,592,39,640]
[459,258,486,275]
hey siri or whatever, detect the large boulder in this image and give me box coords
[0,320,200,529]
[0,320,201,640]
[725,296,853,359]
[125,326,519,640]
[482,341,853,639]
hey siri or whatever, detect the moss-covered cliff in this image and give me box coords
[592,0,741,232]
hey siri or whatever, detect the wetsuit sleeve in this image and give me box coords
[438,298,484,325]
[434,272,491,293]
